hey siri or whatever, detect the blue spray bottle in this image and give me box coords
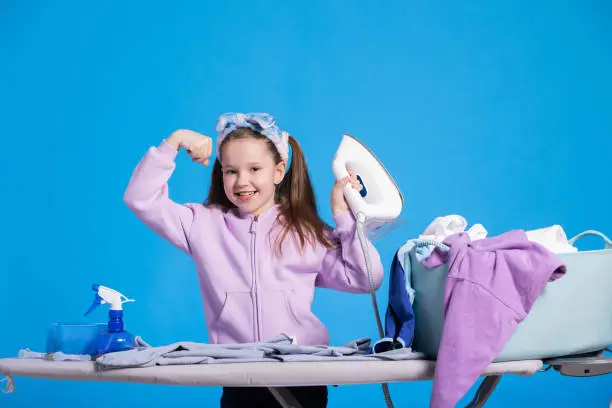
[85,284,136,355]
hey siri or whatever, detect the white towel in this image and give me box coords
[420,215,488,243]
[526,225,578,254]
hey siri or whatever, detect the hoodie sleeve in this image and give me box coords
[123,140,205,256]
[316,210,384,294]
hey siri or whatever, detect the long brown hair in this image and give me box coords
[205,128,337,253]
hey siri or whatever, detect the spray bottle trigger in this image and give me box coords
[84,294,103,317]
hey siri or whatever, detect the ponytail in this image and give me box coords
[275,136,336,254]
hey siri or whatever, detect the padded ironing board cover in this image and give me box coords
[0,358,543,387]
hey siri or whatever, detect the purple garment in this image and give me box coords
[422,230,566,408]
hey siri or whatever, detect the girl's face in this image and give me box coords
[221,138,286,216]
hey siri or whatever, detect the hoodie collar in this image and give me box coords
[232,203,280,222]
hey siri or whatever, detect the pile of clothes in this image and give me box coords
[382,215,573,407]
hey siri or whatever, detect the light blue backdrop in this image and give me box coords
[1,1,610,406]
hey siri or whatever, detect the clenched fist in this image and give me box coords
[331,168,362,216]
[167,129,213,166]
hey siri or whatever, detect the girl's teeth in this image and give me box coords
[236,192,257,201]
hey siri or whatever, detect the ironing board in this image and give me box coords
[1,354,610,407]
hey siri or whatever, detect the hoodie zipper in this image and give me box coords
[249,215,262,341]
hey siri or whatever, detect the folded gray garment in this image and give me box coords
[16,336,151,363]
[275,348,426,362]
[95,334,425,369]
[18,349,91,362]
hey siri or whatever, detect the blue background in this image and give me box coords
[1,1,610,406]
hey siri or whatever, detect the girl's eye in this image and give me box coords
[225,169,236,175]
[250,167,261,172]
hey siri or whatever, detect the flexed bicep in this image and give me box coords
[124,140,207,255]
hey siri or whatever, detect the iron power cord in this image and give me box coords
[356,212,394,408]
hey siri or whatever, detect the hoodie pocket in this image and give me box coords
[261,289,304,340]
[210,291,254,344]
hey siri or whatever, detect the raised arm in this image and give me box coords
[123,130,213,255]
[317,210,385,293]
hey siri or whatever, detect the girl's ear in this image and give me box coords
[274,160,287,185]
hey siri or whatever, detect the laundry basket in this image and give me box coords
[411,230,612,362]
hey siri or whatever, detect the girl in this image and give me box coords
[123,112,385,407]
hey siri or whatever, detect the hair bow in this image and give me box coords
[215,112,289,161]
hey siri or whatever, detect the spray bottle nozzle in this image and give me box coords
[84,284,135,317]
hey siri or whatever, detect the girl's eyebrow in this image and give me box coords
[222,162,262,169]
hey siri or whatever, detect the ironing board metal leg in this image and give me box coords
[267,387,304,408]
[464,375,502,408]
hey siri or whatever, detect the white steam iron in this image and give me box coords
[332,133,404,238]
[332,133,404,408]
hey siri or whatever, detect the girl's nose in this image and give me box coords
[236,172,249,186]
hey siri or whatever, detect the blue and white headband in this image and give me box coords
[215,112,289,161]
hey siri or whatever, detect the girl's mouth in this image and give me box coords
[235,191,257,201]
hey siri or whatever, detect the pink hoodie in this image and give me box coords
[123,140,385,346]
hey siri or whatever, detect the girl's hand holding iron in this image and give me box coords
[167,129,213,166]
[331,169,361,216]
